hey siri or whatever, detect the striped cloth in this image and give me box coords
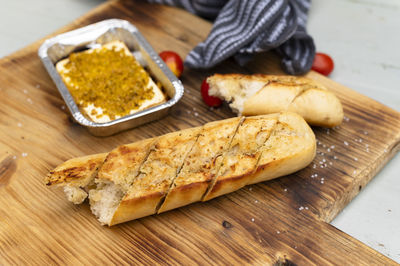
[148,0,315,75]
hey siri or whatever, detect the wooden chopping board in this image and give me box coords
[0,0,399,264]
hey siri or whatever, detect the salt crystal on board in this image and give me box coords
[23,89,28,94]
[344,141,349,146]
[22,152,28,157]
[17,122,22,127]
[251,218,255,222]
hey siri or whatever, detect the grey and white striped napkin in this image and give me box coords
[148,0,315,75]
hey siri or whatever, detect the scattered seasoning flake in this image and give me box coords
[327,148,331,152]
[276,231,280,234]
[313,164,316,169]
[284,188,288,192]
[323,144,326,148]
[23,89,28,94]
[22,152,28,157]
[255,200,259,204]
[249,187,253,191]
[384,149,388,153]
[354,157,358,161]
[363,131,368,135]
[329,162,333,165]
[353,170,357,175]
[326,129,330,135]
[27,98,33,104]
[12,155,17,160]
[17,122,22,127]
[344,141,349,146]
[366,148,370,152]
[343,116,350,122]
[331,145,335,149]
[251,218,255,222]
[194,112,199,117]
[322,159,326,163]
[321,180,324,184]
[35,84,41,88]
[299,206,304,211]
[61,105,66,110]
[333,156,338,160]
[305,207,309,210]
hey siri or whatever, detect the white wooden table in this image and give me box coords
[1,0,399,262]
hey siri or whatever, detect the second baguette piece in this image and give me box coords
[208,74,343,127]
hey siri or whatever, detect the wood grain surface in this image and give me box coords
[1,0,399,264]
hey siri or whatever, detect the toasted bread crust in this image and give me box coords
[208,74,343,127]
[45,153,107,187]
[97,138,156,191]
[203,114,278,201]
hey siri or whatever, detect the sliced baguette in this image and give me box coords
[157,117,243,213]
[110,127,201,225]
[208,74,343,127]
[248,112,316,184]
[46,112,316,226]
[202,114,278,201]
[89,138,156,224]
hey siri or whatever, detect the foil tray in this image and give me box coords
[38,19,184,136]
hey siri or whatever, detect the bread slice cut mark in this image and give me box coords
[201,116,245,201]
[109,127,201,225]
[202,114,278,201]
[45,153,108,204]
[243,82,306,116]
[158,117,243,213]
[88,138,157,225]
[155,130,202,214]
[288,88,344,127]
[247,112,316,185]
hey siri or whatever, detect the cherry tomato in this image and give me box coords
[311,52,334,76]
[159,51,184,78]
[201,78,222,107]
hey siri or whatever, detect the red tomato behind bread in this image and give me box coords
[201,79,222,107]
[311,53,334,76]
[159,51,184,78]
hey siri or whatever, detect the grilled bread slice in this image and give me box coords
[248,112,316,184]
[158,117,243,213]
[110,127,201,225]
[46,112,315,226]
[208,74,343,127]
[202,114,278,201]
[88,138,156,224]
